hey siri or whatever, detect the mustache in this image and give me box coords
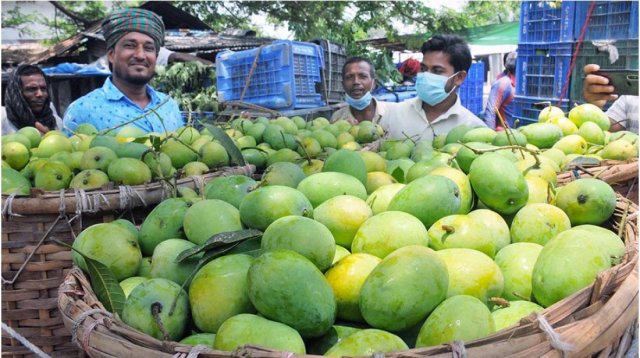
[129,60,149,67]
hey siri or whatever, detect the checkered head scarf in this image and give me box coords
[102,8,165,53]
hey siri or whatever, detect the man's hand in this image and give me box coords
[583,64,618,109]
[34,121,50,135]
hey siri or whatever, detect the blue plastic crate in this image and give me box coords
[216,40,325,110]
[458,62,485,115]
[511,95,572,128]
[515,42,573,99]
[574,1,639,41]
[519,1,577,43]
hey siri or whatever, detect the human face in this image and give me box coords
[420,51,465,91]
[21,74,48,114]
[108,31,157,86]
[342,61,375,99]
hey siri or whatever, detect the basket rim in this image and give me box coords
[56,194,639,357]
[1,164,255,215]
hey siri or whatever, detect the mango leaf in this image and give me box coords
[53,240,125,316]
[391,167,405,183]
[175,229,262,263]
[149,135,163,151]
[197,241,245,266]
[133,136,150,144]
[202,123,246,166]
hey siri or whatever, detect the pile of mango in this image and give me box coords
[65,103,634,356]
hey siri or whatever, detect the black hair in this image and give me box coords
[421,34,472,73]
[503,52,510,66]
[342,56,376,80]
[17,65,45,78]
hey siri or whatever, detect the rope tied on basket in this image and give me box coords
[1,193,24,218]
[73,188,109,215]
[70,308,114,358]
[450,340,467,358]
[1,322,51,358]
[171,344,211,358]
[191,175,205,196]
[371,352,385,358]
[281,351,294,358]
[70,308,114,344]
[535,313,575,353]
[119,185,147,210]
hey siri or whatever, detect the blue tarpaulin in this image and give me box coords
[42,62,110,76]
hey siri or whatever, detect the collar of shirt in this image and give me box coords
[410,95,464,125]
[103,77,160,108]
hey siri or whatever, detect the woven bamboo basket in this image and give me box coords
[1,165,254,357]
[557,159,638,204]
[57,194,638,358]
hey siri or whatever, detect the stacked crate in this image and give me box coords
[512,0,575,127]
[513,1,639,127]
[458,61,485,116]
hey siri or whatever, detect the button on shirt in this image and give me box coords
[63,77,184,134]
[380,96,486,141]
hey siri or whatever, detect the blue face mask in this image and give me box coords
[345,83,374,110]
[415,71,459,106]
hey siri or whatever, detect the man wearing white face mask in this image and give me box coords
[330,57,390,125]
[381,35,486,141]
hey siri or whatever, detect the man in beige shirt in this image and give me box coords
[330,57,390,125]
[381,35,485,141]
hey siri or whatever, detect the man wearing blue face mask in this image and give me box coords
[330,57,390,125]
[381,35,486,141]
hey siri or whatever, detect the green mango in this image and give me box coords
[359,245,448,332]
[322,149,368,185]
[468,152,528,215]
[190,255,255,333]
[138,198,190,256]
[325,329,408,357]
[247,249,336,338]
[416,295,494,347]
[214,314,305,353]
[115,141,150,159]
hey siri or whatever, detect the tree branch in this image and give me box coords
[49,1,93,27]
[390,2,433,28]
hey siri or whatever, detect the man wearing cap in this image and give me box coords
[63,8,183,134]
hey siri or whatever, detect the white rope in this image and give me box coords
[186,345,210,358]
[2,193,23,217]
[451,340,467,358]
[536,313,576,353]
[118,185,148,210]
[191,175,205,196]
[160,180,171,201]
[1,322,51,358]
[58,189,66,214]
[592,40,620,64]
[371,352,385,358]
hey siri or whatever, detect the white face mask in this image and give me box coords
[415,71,459,106]
[344,81,374,110]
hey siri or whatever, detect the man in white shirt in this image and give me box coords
[330,57,390,125]
[582,64,638,133]
[380,35,485,141]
